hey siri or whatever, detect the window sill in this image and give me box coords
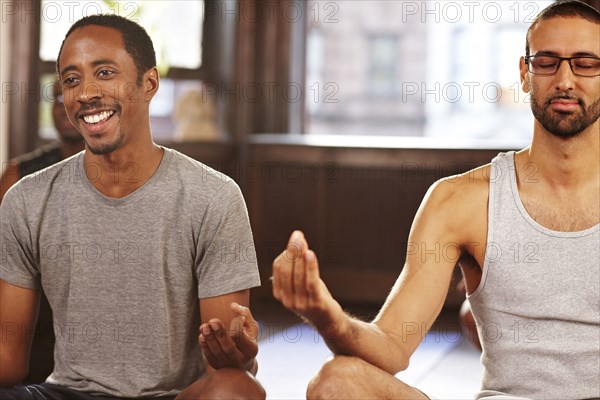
[250,133,527,151]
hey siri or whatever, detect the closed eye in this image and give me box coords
[574,58,600,68]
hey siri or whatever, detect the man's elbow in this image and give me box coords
[394,357,410,374]
[375,347,410,375]
[382,332,411,374]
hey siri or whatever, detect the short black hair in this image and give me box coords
[56,14,156,85]
[526,0,600,56]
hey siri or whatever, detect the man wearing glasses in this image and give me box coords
[272,0,599,398]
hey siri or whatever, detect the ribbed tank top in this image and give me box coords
[468,152,599,399]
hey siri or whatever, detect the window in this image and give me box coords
[39,1,203,68]
[369,35,398,96]
[38,0,212,141]
[304,0,554,147]
[305,1,426,136]
[305,27,325,115]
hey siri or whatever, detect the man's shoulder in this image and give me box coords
[0,152,80,213]
[429,162,492,206]
[14,142,63,177]
[403,161,494,259]
[165,147,233,185]
[162,147,242,203]
[420,162,492,240]
[16,152,81,191]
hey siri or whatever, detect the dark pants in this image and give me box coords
[0,383,176,400]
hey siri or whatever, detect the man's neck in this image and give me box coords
[524,122,599,190]
[60,140,85,159]
[83,138,164,198]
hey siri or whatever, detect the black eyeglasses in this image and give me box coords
[525,55,600,77]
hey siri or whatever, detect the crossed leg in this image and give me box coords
[175,368,265,400]
[307,355,430,400]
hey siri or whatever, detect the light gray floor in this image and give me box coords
[257,324,483,400]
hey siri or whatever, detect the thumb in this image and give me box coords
[230,303,259,339]
[229,315,259,358]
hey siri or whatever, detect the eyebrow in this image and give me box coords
[534,50,600,58]
[59,59,118,77]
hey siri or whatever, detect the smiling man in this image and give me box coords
[272,1,599,399]
[0,15,264,400]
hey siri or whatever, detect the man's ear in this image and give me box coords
[144,67,160,101]
[519,56,530,93]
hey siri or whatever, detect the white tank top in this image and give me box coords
[468,152,599,399]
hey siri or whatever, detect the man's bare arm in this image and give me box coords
[198,289,259,375]
[273,178,475,374]
[0,280,39,386]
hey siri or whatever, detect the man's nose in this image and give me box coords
[75,80,103,103]
[553,59,576,91]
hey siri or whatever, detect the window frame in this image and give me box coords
[8,0,239,159]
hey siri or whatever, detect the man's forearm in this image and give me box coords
[0,351,27,387]
[315,314,410,375]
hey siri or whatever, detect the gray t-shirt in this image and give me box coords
[1,148,261,398]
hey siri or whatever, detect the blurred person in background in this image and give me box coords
[0,81,84,202]
[0,81,84,383]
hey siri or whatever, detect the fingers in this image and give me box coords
[293,246,309,309]
[230,302,259,341]
[273,230,327,316]
[199,321,222,368]
[199,330,221,368]
[273,230,302,308]
[229,314,259,360]
[230,302,253,321]
[199,319,244,369]
[272,230,305,303]
[283,231,306,302]
[199,311,259,371]
[304,250,321,302]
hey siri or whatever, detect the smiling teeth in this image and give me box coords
[83,111,114,124]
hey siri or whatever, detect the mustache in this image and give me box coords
[75,102,122,119]
[546,93,583,106]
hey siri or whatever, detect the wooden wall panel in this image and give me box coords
[246,143,501,307]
